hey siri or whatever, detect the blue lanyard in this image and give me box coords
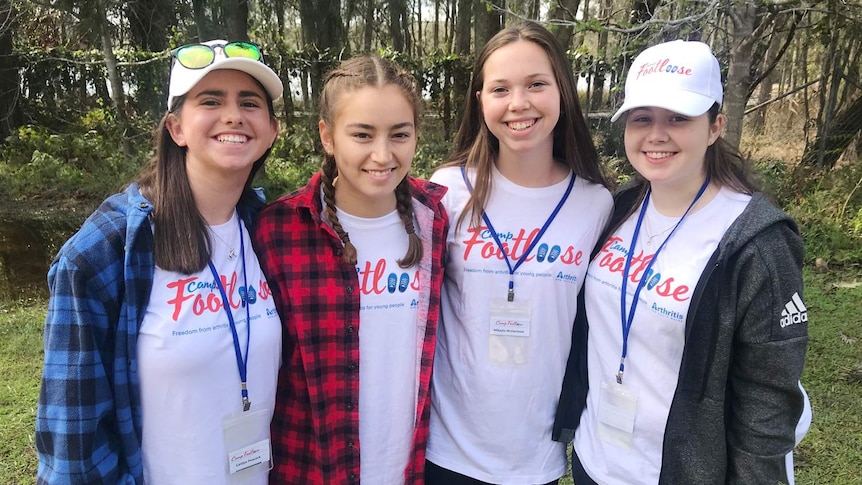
[460,166,576,301]
[207,211,252,411]
[617,178,710,384]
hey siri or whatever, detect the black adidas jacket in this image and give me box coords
[553,184,808,484]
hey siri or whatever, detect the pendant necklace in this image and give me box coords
[209,213,240,260]
[643,211,678,246]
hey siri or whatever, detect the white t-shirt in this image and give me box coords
[574,187,751,484]
[427,165,613,484]
[338,208,419,485]
[138,213,282,485]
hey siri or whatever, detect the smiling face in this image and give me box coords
[319,84,416,218]
[624,106,724,194]
[166,69,278,185]
[478,40,561,169]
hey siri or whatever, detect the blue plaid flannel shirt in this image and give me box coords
[35,183,262,484]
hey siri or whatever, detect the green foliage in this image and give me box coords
[0,110,146,201]
[413,131,451,179]
[257,121,321,198]
[769,160,862,269]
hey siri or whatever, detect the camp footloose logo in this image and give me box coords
[636,58,693,79]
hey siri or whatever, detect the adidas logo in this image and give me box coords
[780,292,808,328]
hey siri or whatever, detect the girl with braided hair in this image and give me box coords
[252,55,449,484]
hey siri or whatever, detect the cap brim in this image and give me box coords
[610,90,716,122]
[169,57,283,109]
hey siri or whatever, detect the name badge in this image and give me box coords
[488,298,532,365]
[597,380,639,449]
[223,407,273,482]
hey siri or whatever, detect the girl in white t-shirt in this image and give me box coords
[554,40,809,485]
[37,40,283,484]
[425,21,612,485]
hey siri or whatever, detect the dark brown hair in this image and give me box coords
[438,20,608,230]
[136,81,276,275]
[318,56,423,268]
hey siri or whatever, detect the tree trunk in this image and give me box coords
[452,0,471,131]
[223,0,249,41]
[363,0,373,51]
[475,0,503,52]
[95,0,134,157]
[547,0,580,53]
[724,0,757,149]
[454,0,471,55]
[750,27,783,135]
[434,0,440,49]
[126,0,175,116]
[0,0,20,143]
[192,0,216,40]
[126,0,173,50]
[589,0,611,111]
[801,94,862,168]
[416,0,422,56]
[815,19,842,168]
[447,0,456,53]
[298,0,343,103]
[390,0,408,52]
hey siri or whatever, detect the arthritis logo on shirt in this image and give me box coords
[595,236,691,302]
[165,272,272,321]
[356,259,420,296]
[460,226,584,266]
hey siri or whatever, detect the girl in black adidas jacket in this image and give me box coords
[553,40,808,484]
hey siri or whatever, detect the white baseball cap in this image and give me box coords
[167,39,283,110]
[610,40,723,122]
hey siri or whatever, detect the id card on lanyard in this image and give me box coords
[209,212,273,480]
[597,179,709,447]
[460,167,575,366]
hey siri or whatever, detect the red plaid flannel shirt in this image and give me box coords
[252,173,448,484]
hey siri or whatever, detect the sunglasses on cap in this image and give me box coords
[170,41,265,69]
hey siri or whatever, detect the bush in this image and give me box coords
[766,159,862,269]
[0,109,147,201]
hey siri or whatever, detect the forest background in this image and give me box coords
[1,0,861,483]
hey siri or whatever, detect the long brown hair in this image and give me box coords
[439,20,608,230]
[318,56,423,269]
[136,83,276,275]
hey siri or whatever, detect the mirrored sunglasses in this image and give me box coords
[171,41,265,69]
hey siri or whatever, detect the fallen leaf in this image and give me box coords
[833,280,862,289]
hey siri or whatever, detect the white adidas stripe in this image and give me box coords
[791,292,807,312]
[782,292,806,316]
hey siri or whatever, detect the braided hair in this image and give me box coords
[318,56,423,268]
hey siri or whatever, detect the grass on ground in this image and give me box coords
[1,270,860,484]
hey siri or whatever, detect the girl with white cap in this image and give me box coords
[36,40,282,484]
[553,40,809,484]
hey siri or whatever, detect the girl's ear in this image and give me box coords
[319,119,334,155]
[165,113,188,147]
[708,113,726,146]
